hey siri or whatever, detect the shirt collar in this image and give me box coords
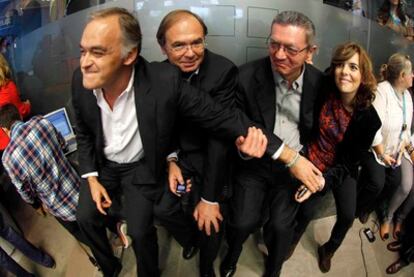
[183,68,200,82]
[272,65,305,92]
[93,67,135,99]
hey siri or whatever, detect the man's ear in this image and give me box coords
[306,45,317,64]
[308,45,317,55]
[123,47,138,66]
[160,45,167,55]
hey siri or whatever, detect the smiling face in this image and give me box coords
[79,15,136,91]
[334,53,362,98]
[268,23,314,82]
[161,15,205,73]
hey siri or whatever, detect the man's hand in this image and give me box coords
[87,176,112,215]
[193,201,223,236]
[289,156,323,193]
[279,146,323,193]
[236,127,268,158]
[168,161,191,196]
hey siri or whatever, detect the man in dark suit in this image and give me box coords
[153,10,237,277]
[221,11,325,277]
[72,7,271,277]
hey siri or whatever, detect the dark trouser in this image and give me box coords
[294,170,357,254]
[0,213,54,277]
[357,152,401,218]
[76,161,161,277]
[399,210,414,264]
[226,168,299,277]
[154,156,224,275]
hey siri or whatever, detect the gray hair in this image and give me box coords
[88,7,142,58]
[271,11,316,46]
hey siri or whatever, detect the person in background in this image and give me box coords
[375,54,414,240]
[385,209,414,274]
[377,0,414,40]
[357,53,413,236]
[0,53,30,152]
[0,211,55,277]
[0,103,130,269]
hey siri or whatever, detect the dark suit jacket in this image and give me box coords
[235,57,324,178]
[71,56,279,186]
[173,50,238,202]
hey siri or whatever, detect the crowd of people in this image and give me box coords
[0,5,413,277]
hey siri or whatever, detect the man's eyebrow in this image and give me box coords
[170,37,204,45]
[79,44,108,52]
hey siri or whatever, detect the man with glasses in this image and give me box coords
[221,11,324,277]
[154,9,237,277]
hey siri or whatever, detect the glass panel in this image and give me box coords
[0,0,413,115]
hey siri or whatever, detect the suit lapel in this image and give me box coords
[255,59,276,130]
[134,61,156,174]
[301,66,314,119]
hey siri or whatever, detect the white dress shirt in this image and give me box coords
[82,69,144,178]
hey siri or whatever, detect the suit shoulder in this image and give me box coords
[306,64,324,79]
[142,59,181,83]
[239,57,268,77]
[205,50,236,70]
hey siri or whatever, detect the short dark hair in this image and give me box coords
[156,9,208,47]
[0,104,20,129]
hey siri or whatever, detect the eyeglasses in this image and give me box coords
[169,39,206,54]
[266,37,309,56]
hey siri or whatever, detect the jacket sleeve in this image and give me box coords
[176,70,282,160]
[201,65,237,202]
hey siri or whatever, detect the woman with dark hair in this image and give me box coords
[291,42,381,273]
[377,0,414,40]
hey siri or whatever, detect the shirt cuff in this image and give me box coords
[167,151,179,161]
[81,172,99,179]
[201,198,219,205]
[271,143,285,160]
